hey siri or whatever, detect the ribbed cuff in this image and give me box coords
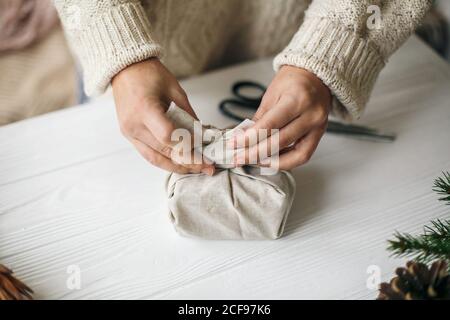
[273,17,386,120]
[70,2,162,96]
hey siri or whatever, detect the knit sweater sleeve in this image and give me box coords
[53,0,162,96]
[273,0,432,120]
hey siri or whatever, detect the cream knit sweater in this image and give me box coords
[54,0,431,120]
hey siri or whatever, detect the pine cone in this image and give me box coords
[0,264,33,300]
[378,260,450,300]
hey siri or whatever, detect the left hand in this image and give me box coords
[231,65,331,170]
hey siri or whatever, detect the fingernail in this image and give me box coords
[202,167,215,176]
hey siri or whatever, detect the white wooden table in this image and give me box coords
[1,36,449,300]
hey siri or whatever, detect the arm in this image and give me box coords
[234,0,432,170]
[54,0,214,175]
[273,0,432,120]
[53,0,162,96]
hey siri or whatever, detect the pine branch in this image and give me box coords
[388,219,450,266]
[433,171,450,205]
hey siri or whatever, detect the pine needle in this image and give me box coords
[388,219,450,265]
[433,171,450,205]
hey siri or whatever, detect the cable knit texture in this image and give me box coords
[54,0,431,120]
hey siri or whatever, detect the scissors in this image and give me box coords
[219,81,396,142]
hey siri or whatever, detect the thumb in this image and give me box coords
[171,87,198,120]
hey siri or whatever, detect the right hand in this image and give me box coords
[112,58,215,175]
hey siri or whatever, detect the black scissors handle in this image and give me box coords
[219,81,265,121]
[231,81,266,104]
[219,101,252,122]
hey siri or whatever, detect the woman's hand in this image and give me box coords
[112,58,215,175]
[231,66,331,170]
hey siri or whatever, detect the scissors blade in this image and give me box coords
[327,121,396,142]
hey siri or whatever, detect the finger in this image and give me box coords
[231,95,301,149]
[262,126,325,170]
[131,138,190,174]
[234,113,315,166]
[170,86,197,119]
[142,103,177,147]
[135,129,215,174]
[278,127,325,170]
[135,127,172,158]
[171,150,215,176]
[252,94,303,131]
[252,92,278,121]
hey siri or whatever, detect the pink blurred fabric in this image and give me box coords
[0,0,59,52]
